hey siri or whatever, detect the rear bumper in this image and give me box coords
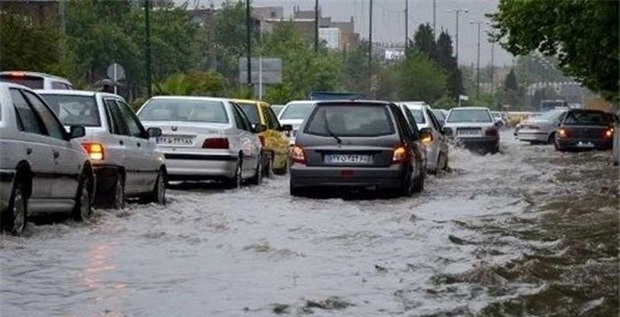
[290,164,405,189]
[0,169,16,214]
[556,138,612,150]
[164,153,238,181]
[518,131,549,142]
[457,136,499,151]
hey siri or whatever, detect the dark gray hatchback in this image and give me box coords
[289,100,428,197]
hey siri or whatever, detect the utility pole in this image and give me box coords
[404,0,408,51]
[368,0,373,70]
[470,21,484,98]
[145,0,152,98]
[491,40,495,108]
[246,0,252,87]
[432,0,436,35]
[451,9,468,67]
[314,0,319,53]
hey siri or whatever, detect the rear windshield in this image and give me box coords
[305,105,395,137]
[447,109,493,123]
[431,109,445,120]
[40,94,101,127]
[280,103,315,120]
[237,102,260,124]
[563,111,616,126]
[0,75,44,89]
[138,99,229,123]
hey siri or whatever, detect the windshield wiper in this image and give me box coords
[323,110,341,144]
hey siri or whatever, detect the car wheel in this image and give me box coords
[412,162,424,193]
[289,178,303,197]
[5,179,27,235]
[145,169,166,205]
[554,136,566,152]
[249,159,263,186]
[263,156,274,178]
[224,159,242,189]
[107,174,125,210]
[72,172,92,222]
[441,151,449,171]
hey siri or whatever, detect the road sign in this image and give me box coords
[239,57,282,84]
[106,63,126,81]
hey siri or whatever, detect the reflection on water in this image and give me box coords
[81,244,128,317]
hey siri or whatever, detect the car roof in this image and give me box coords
[148,95,230,103]
[0,82,37,90]
[35,89,124,99]
[0,71,70,81]
[450,107,490,111]
[285,100,317,105]
[315,99,392,106]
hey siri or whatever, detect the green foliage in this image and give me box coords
[397,53,447,102]
[412,23,436,58]
[0,11,63,73]
[490,0,619,99]
[154,70,225,96]
[504,69,518,91]
[432,94,458,109]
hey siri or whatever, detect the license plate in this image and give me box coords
[576,142,594,148]
[325,154,373,164]
[156,136,193,145]
[458,129,482,136]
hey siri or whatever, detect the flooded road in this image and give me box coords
[1,131,618,317]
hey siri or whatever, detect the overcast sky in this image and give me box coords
[179,0,515,67]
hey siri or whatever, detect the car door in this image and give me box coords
[230,103,259,177]
[102,98,139,192]
[115,99,159,193]
[425,108,448,156]
[9,88,54,201]
[20,89,82,200]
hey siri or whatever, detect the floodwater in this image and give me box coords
[1,131,618,317]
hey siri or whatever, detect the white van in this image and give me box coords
[0,71,74,90]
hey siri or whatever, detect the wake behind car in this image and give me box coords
[290,100,427,197]
[0,83,93,235]
[38,90,167,209]
[443,107,500,154]
[554,109,617,151]
[137,96,265,188]
[398,101,449,174]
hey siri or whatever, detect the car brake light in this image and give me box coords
[392,145,409,164]
[485,128,498,137]
[202,138,229,149]
[291,145,305,164]
[8,71,26,77]
[558,127,569,138]
[82,143,104,160]
[603,128,614,138]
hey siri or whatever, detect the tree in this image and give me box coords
[397,53,447,102]
[412,23,436,58]
[435,31,463,100]
[504,69,518,91]
[490,0,619,100]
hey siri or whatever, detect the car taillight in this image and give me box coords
[602,128,614,138]
[485,128,498,137]
[392,145,409,164]
[202,138,229,149]
[558,127,569,138]
[82,143,104,160]
[291,145,305,164]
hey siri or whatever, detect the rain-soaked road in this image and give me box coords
[1,131,618,317]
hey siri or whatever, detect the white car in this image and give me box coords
[137,96,265,188]
[0,83,94,235]
[0,71,74,90]
[398,101,449,174]
[443,107,500,154]
[38,90,167,209]
[517,109,567,145]
[277,100,317,146]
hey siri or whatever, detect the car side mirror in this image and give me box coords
[419,127,433,142]
[281,124,293,132]
[69,125,85,139]
[253,123,267,133]
[147,127,162,138]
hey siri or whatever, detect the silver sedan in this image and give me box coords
[137,96,265,188]
[517,109,567,144]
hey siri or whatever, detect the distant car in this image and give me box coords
[517,108,567,145]
[289,100,427,197]
[38,90,167,209]
[613,122,619,166]
[137,96,265,188]
[233,99,292,175]
[271,104,285,116]
[278,100,317,146]
[0,83,93,235]
[0,71,74,90]
[443,107,500,154]
[431,109,446,127]
[491,111,507,128]
[554,109,617,151]
[398,102,449,174]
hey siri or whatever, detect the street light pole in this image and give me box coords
[144,0,152,98]
[246,0,252,87]
[452,9,468,67]
[369,0,373,70]
[404,0,408,51]
[470,21,484,98]
[314,0,319,53]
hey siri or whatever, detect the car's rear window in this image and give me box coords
[237,102,260,124]
[431,109,445,120]
[305,104,395,137]
[447,109,493,123]
[280,103,315,120]
[138,99,229,123]
[0,75,44,89]
[40,94,101,127]
[563,111,616,126]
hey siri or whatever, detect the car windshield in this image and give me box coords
[539,109,566,121]
[305,104,395,137]
[563,111,616,126]
[404,107,425,123]
[279,103,315,120]
[138,99,228,123]
[40,94,101,127]
[447,109,493,123]
[237,102,260,124]
[272,105,284,116]
[0,75,44,89]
